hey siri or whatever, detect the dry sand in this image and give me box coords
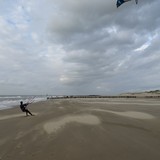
[0,98,160,160]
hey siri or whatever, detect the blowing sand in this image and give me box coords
[91,109,155,119]
[0,98,160,160]
[0,113,38,120]
[44,114,100,134]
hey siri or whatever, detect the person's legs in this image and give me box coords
[25,109,33,116]
[26,111,29,116]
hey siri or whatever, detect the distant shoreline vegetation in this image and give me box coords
[147,90,160,93]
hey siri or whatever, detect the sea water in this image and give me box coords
[0,95,47,110]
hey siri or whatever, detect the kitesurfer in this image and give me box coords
[20,101,34,116]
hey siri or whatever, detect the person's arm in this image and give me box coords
[24,103,29,107]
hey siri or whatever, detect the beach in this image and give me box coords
[0,98,160,160]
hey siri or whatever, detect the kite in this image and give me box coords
[117,0,138,8]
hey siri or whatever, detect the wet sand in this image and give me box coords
[0,98,160,160]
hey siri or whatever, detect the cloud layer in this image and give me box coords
[0,0,160,95]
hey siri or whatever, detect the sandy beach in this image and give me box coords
[0,98,160,160]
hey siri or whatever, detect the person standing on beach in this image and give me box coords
[20,101,34,116]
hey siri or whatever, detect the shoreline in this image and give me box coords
[47,95,160,99]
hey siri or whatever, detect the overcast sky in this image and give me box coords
[0,0,160,95]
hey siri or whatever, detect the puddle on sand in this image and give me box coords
[91,109,155,120]
[44,114,100,134]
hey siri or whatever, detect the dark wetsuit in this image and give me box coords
[20,102,33,116]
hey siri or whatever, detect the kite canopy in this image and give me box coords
[117,0,138,8]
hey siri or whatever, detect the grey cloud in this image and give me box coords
[0,0,160,95]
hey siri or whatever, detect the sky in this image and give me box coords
[0,0,160,95]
